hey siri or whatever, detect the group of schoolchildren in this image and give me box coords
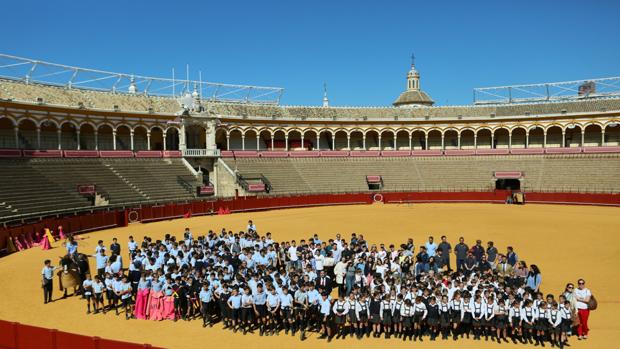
[60,221,580,346]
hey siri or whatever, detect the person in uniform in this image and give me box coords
[355,293,370,339]
[493,296,509,343]
[318,292,333,342]
[426,296,440,340]
[438,295,451,340]
[380,294,392,338]
[252,283,268,335]
[332,294,349,339]
[240,287,254,334]
[412,296,428,341]
[279,287,294,335]
[199,283,213,327]
[82,273,94,314]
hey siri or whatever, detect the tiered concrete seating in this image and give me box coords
[223,154,620,194]
[0,158,199,218]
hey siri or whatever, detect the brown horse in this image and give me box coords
[57,253,90,297]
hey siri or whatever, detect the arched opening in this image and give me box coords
[79,124,96,150]
[302,130,318,151]
[493,128,509,149]
[460,129,475,149]
[165,128,180,150]
[186,125,206,149]
[348,130,363,150]
[511,128,527,149]
[604,123,620,146]
[317,130,333,151]
[528,127,544,148]
[379,131,395,150]
[258,130,271,151]
[245,130,259,151]
[215,128,227,150]
[115,125,131,150]
[564,125,582,148]
[333,130,348,150]
[97,125,114,150]
[545,126,563,148]
[0,117,16,148]
[60,122,78,150]
[395,130,409,150]
[133,126,148,151]
[40,120,58,150]
[443,129,458,150]
[411,130,425,149]
[427,130,442,150]
[150,127,164,151]
[288,130,304,151]
[583,124,602,147]
[476,129,492,149]
[364,130,379,150]
[18,119,37,149]
[272,130,286,150]
[227,129,243,150]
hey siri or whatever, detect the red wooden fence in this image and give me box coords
[0,320,163,349]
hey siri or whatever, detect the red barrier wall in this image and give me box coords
[2,192,618,251]
[0,320,162,349]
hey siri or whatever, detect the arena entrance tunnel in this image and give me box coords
[495,178,521,190]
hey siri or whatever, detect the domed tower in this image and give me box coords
[393,56,434,107]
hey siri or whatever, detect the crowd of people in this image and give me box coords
[42,220,595,346]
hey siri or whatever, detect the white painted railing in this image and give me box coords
[181,149,221,157]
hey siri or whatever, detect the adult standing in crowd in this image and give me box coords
[525,264,542,292]
[454,237,468,272]
[41,259,59,304]
[574,279,592,340]
[425,236,437,257]
[437,235,452,271]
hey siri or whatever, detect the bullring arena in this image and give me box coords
[0,53,619,349]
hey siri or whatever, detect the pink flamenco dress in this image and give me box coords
[134,288,150,320]
[58,225,66,240]
[147,290,164,321]
[40,235,51,250]
[163,295,176,320]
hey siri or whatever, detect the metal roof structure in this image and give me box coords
[0,53,284,104]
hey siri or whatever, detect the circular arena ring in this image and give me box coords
[0,202,619,349]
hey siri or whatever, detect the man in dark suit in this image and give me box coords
[316,270,332,294]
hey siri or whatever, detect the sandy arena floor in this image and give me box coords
[0,203,618,349]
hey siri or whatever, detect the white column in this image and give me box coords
[457,133,461,149]
[14,126,19,148]
[130,130,134,151]
[147,131,151,150]
[285,135,289,151]
[162,134,167,151]
[76,130,81,150]
[543,132,547,148]
[441,134,445,150]
[226,133,230,150]
[580,129,585,147]
[601,129,605,146]
[408,133,412,150]
[241,135,246,150]
[256,135,260,151]
[525,131,529,148]
[316,134,320,150]
[561,130,566,147]
[508,132,512,149]
[112,130,117,150]
[94,131,99,151]
[179,124,186,151]
[347,134,351,150]
[331,133,335,151]
[474,135,477,149]
[57,129,62,150]
[491,133,494,149]
[300,134,305,150]
[36,126,41,149]
[424,134,428,150]
[271,136,274,150]
[362,135,366,150]
[378,135,382,150]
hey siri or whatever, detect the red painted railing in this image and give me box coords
[0,320,163,349]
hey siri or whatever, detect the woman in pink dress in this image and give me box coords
[134,275,150,320]
[147,279,164,321]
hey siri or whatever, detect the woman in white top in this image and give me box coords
[574,278,592,340]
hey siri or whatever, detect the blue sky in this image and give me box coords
[2,0,619,106]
